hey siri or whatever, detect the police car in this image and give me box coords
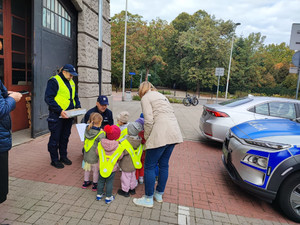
[222,118,300,222]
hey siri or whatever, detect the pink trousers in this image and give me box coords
[84,163,99,183]
[121,171,137,192]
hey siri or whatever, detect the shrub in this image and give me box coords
[132,95,141,101]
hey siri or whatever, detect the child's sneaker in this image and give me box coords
[153,191,163,203]
[92,183,97,191]
[96,194,103,201]
[138,176,144,184]
[82,181,92,189]
[133,196,153,208]
[105,196,115,204]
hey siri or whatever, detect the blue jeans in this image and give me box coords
[144,144,175,197]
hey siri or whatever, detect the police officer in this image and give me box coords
[45,64,81,169]
[83,95,113,128]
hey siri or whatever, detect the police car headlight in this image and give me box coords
[243,154,268,169]
[244,139,291,150]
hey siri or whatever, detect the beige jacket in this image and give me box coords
[141,90,183,149]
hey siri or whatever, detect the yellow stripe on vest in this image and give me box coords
[84,130,105,152]
[98,143,124,178]
[120,139,143,169]
[117,127,128,141]
[50,75,76,110]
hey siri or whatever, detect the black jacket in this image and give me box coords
[83,106,113,128]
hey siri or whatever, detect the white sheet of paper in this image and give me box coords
[76,123,87,142]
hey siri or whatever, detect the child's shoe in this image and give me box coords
[92,183,97,191]
[82,181,92,189]
[129,189,136,195]
[117,189,129,197]
[153,191,163,203]
[138,176,144,184]
[133,196,153,208]
[96,194,103,201]
[105,196,115,204]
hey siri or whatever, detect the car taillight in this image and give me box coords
[206,108,229,117]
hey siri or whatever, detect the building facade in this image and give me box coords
[0,0,111,137]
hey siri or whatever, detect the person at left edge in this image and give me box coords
[45,64,81,169]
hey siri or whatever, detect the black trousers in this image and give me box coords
[47,118,73,162]
[0,151,8,204]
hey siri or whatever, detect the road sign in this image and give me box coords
[290,23,300,50]
[129,72,136,75]
[215,67,224,76]
[292,51,300,66]
[289,67,299,74]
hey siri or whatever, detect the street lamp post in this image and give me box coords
[121,0,128,101]
[225,22,241,99]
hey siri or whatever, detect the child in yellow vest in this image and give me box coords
[117,121,144,197]
[82,113,105,191]
[96,125,123,204]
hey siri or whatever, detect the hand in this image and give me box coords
[60,110,69,119]
[9,92,22,102]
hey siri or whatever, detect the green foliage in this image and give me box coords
[158,90,171,95]
[111,10,296,98]
[167,97,182,104]
[132,95,141,101]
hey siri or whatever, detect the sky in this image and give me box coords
[110,0,300,46]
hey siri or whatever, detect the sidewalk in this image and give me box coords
[1,93,295,225]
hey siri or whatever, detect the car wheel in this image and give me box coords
[192,97,199,106]
[183,98,190,106]
[278,172,300,223]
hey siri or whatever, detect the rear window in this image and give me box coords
[219,97,253,107]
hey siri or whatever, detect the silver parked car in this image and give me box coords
[199,95,300,142]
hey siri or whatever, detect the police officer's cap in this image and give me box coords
[62,64,78,76]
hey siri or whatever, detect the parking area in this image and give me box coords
[1,94,297,224]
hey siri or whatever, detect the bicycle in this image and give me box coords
[182,94,199,106]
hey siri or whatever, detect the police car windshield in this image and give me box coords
[219,97,253,107]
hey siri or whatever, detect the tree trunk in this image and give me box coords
[145,68,150,81]
[196,81,200,98]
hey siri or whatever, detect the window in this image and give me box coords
[270,102,296,119]
[255,103,269,116]
[219,97,253,107]
[42,0,71,37]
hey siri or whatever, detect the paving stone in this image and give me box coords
[25,211,44,224]
[82,208,97,221]
[120,215,131,225]
[140,219,161,225]
[150,209,160,221]
[104,211,123,221]
[195,218,215,225]
[100,217,121,225]
[142,208,152,219]
[48,202,63,214]
[124,209,142,218]
[16,210,35,222]
[64,210,84,219]
[66,217,80,224]
[91,211,105,223]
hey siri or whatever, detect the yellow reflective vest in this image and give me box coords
[117,127,128,142]
[98,143,124,178]
[84,130,105,152]
[51,75,76,110]
[120,139,144,169]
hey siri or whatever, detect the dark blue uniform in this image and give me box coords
[45,73,81,162]
[83,106,113,128]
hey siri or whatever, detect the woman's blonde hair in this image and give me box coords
[138,81,157,98]
[87,112,103,130]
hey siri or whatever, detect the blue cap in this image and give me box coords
[62,64,78,76]
[97,95,109,105]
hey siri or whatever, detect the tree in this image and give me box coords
[177,10,233,95]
